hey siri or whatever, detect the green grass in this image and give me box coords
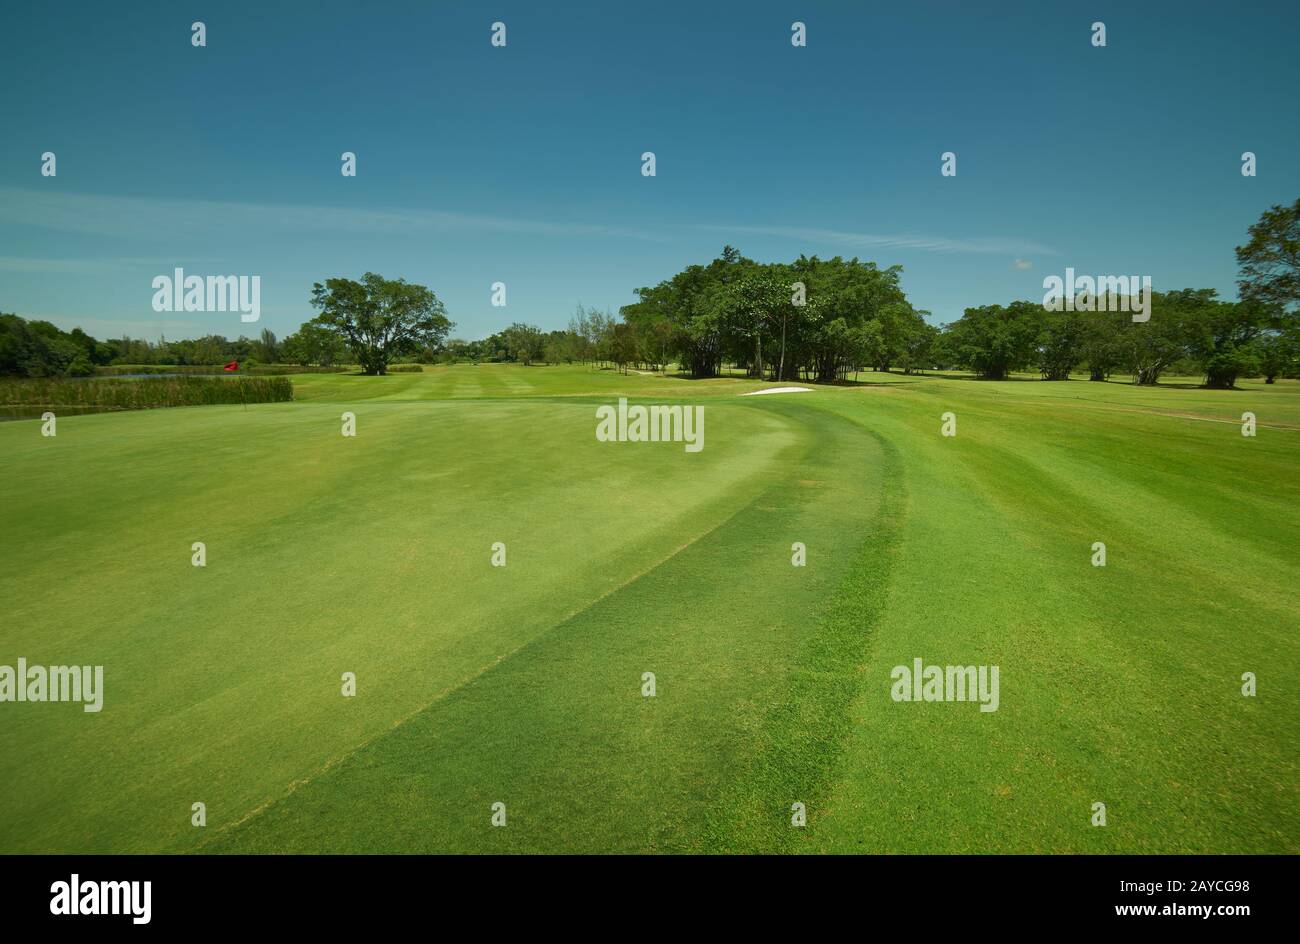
[0,364,1295,853]
[288,362,788,402]
[0,375,292,413]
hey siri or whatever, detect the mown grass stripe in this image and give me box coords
[699,423,906,853]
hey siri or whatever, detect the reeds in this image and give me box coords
[0,375,294,411]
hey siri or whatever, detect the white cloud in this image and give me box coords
[0,187,663,242]
[0,188,1056,258]
[1013,258,1033,269]
[0,256,185,274]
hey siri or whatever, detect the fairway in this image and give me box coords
[1,364,1296,853]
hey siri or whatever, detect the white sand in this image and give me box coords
[740,386,814,396]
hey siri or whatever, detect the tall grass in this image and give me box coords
[0,375,293,411]
[95,364,346,376]
[94,364,225,376]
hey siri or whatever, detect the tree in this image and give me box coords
[1121,291,1187,385]
[645,318,674,373]
[898,321,939,374]
[542,336,567,366]
[0,314,95,377]
[871,301,926,373]
[282,321,348,366]
[726,272,788,379]
[609,322,639,374]
[1037,310,1085,380]
[257,328,280,364]
[1080,307,1127,381]
[501,323,545,365]
[1176,289,1268,389]
[791,255,913,375]
[622,250,744,378]
[853,319,886,377]
[568,307,599,363]
[1236,198,1300,311]
[944,302,1041,379]
[621,249,918,381]
[1255,324,1299,383]
[309,273,452,375]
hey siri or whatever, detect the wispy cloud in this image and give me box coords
[0,188,1056,259]
[695,223,1059,257]
[0,187,663,243]
[1013,258,1033,269]
[0,256,184,274]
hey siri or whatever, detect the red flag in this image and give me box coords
[223,361,238,372]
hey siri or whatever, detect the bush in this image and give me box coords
[95,364,225,376]
[94,363,347,376]
[0,375,293,411]
[385,364,424,373]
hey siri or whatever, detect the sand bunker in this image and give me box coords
[740,386,814,396]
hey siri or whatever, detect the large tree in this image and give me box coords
[308,273,452,375]
[1175,289,1268,389]
[0,313,95,377]
[621,249,919,381]
[622,249,744,378]
[282,321,348,366]
[501,322,545,365]
[1080,307,1128,381]
[1121,291,1187,385]
[1036,309,1086,380]
[725,271,790,379]
[1236,198,1300,310]
[1256,322,1299,383]
[944,301,1042,379]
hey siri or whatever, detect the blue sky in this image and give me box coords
[1,0,1297,341]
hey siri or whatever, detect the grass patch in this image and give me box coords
[200,401,886,853]
[699,427,906,852]
[0,375,292,411]
[94,364,346,376]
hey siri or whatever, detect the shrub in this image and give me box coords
[0,375,293,411]
[95,364,224,376]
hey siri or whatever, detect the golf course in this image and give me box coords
[1,364,1295,854]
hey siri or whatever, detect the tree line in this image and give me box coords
[0,315,307,377]
[938,288,1294,387]
[5,200,1295,385]
[459,199,1298,388]
[954,200,1299,386]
